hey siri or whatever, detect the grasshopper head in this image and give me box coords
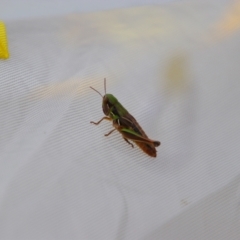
[90,79,120,116]
[102,94,117,116]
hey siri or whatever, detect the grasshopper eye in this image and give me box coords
[103,105,109,115]
[102,98,110,115]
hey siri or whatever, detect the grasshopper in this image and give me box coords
[90,78,161,157]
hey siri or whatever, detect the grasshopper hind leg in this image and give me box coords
[123,138,134,148]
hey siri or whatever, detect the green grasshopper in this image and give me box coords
[90,78,161,157]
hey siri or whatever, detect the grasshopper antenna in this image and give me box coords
[90,86,103,98]
[104,78,107,95]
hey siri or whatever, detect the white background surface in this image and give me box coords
[1,0,240,239]
[1,0,175,20]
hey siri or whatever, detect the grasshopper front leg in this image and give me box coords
[90,117,116,137]
[90,116,111,125]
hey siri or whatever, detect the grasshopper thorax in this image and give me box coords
[102,94,118,116]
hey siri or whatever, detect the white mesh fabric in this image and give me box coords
[1,0,240,239]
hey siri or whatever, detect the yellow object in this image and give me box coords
[0,21,9,59]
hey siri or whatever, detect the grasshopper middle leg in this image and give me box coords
[105,128,116,136]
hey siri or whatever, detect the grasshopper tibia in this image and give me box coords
[123,138,134,148]
[105,128,116,136]
[90,117,111,125]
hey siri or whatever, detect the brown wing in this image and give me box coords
[135,142,157,157]
[118,113,160,157]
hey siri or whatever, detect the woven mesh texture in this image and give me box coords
[1,1,240,239]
